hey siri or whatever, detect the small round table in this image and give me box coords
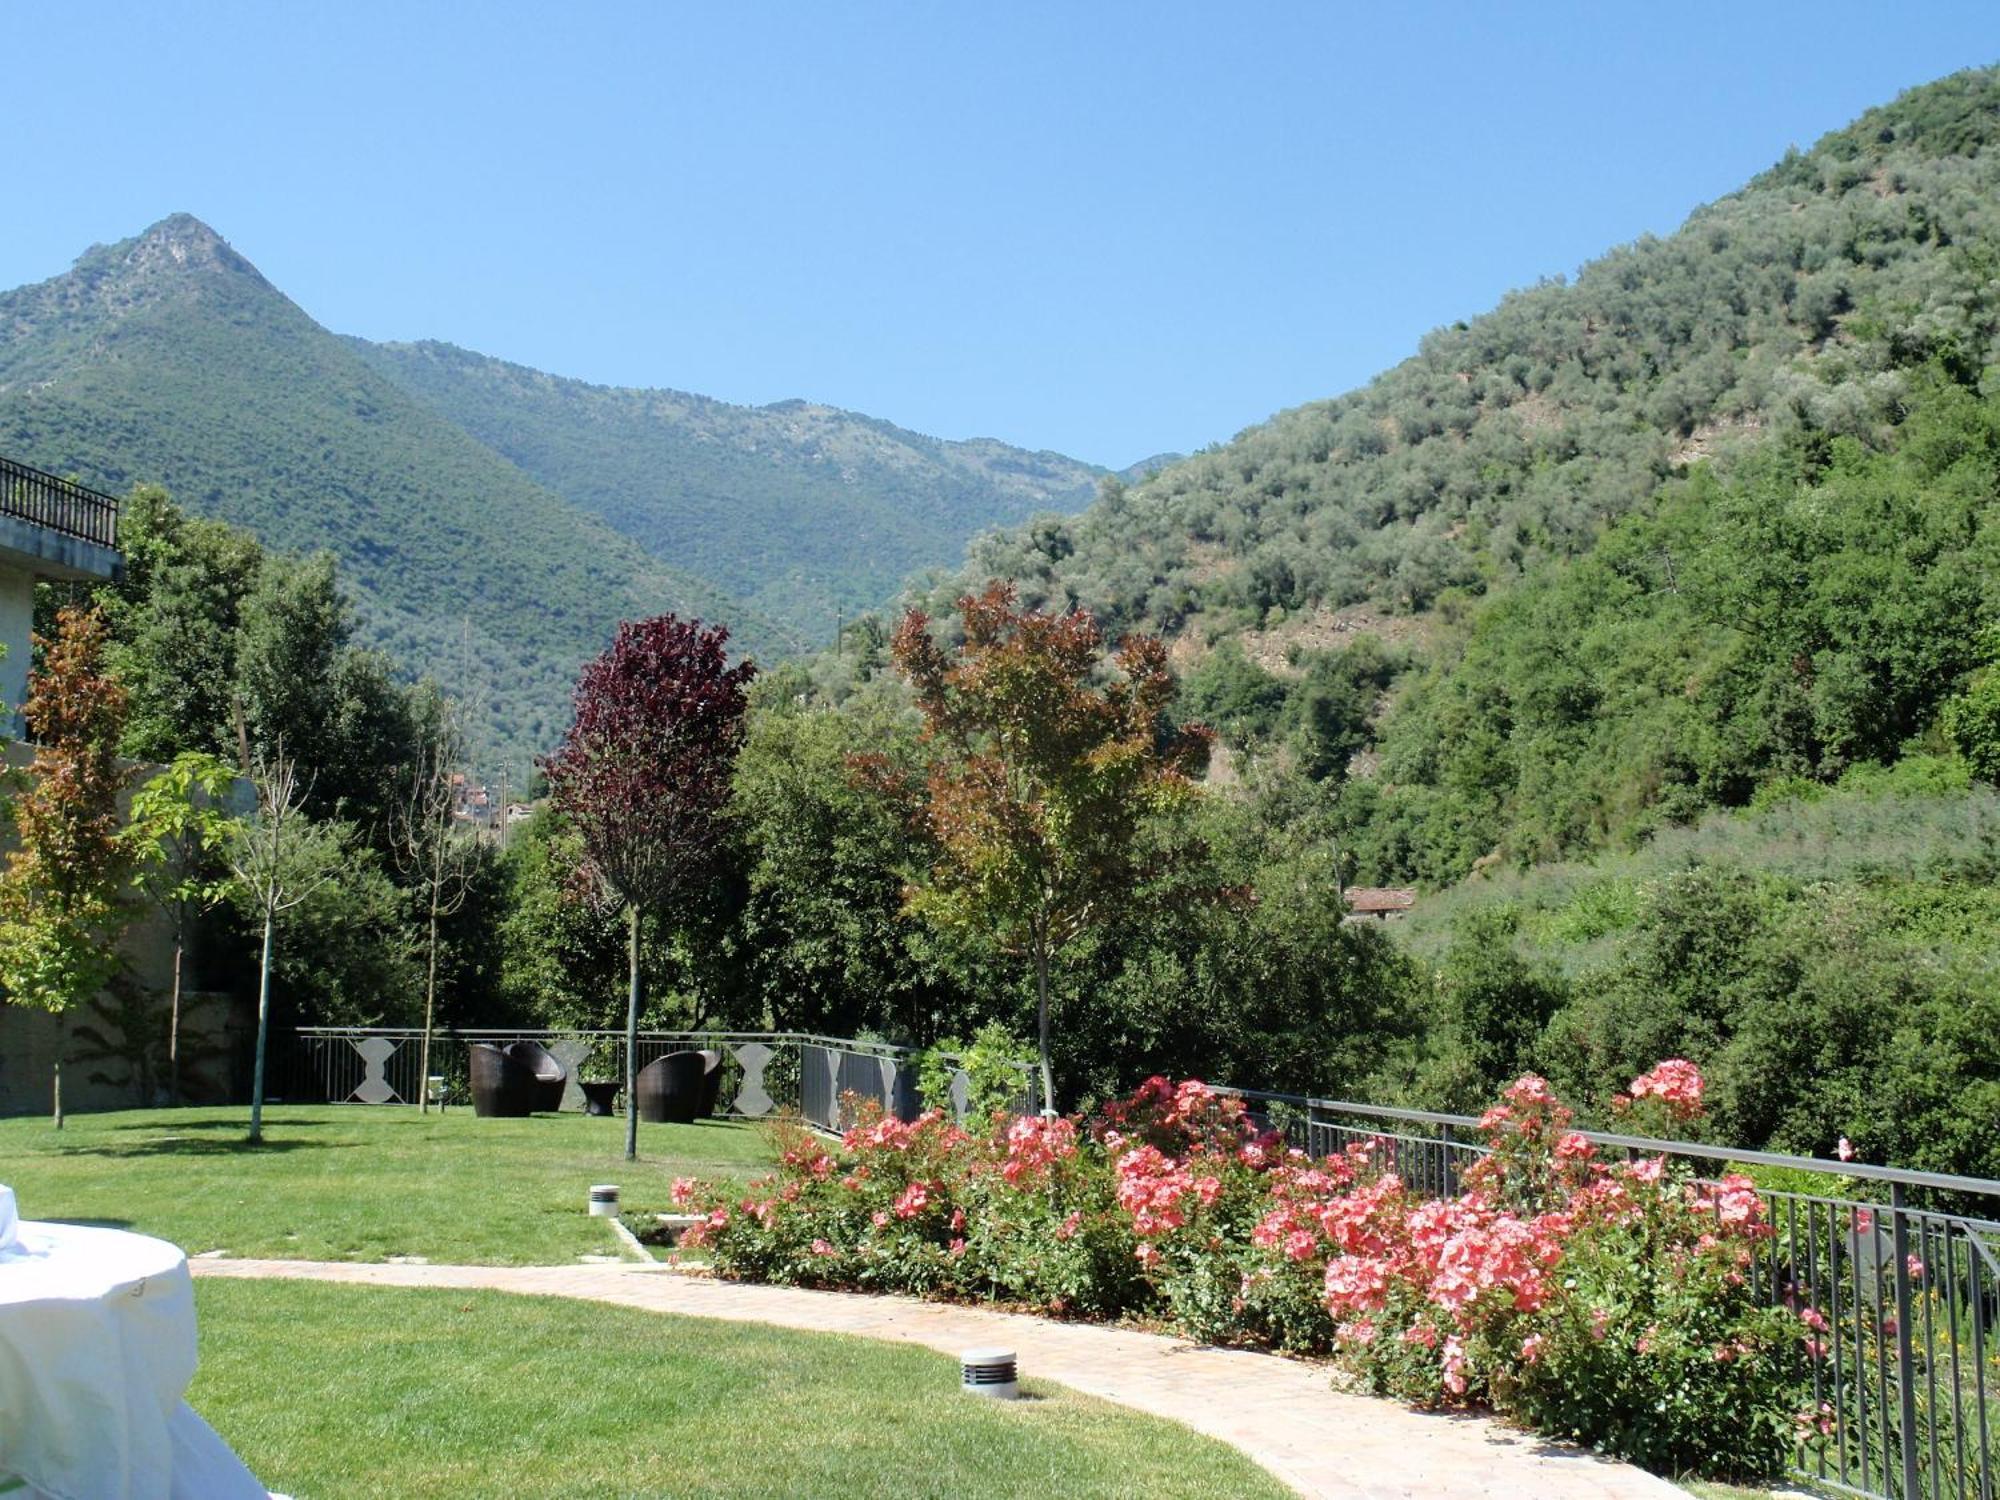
[579,1080,622,1117]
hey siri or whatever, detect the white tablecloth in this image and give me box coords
[0,1185,273,1500]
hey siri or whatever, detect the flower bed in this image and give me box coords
[672,1065,1814,1480]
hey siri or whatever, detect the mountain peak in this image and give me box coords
[109,213,266,285]
[0,214,286,354]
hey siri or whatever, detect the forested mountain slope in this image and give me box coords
[925,67,2000,884]
[347,338,1124,645]
[0,214,779,758]
[951,68,2000,642]
[1381,763,2000,1179]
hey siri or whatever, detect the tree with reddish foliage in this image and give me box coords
[884,583,1210,1112]
[543,615,754,1160]
[0,605,136,1127]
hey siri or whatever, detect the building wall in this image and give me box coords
[0,744,256,1116]
[0,564,31,733]
[0,872,255,1117]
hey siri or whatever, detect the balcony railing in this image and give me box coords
[0,455,120,550]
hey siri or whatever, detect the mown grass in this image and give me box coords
[191,1279,1291,1500]
[1,1105,771,1264]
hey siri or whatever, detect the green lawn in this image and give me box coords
[192,1279,1291,1500]
[1,1105,770,1265]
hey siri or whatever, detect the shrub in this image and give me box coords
[915,1021,1034,1119]
[676,1064,1812,1480]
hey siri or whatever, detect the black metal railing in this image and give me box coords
[1216,1084,2000,1500]
[798,1036,1039,1129]
[0,456,119,550]
[282,1028,1038,1133]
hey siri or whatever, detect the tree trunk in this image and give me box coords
[624,904,642,1162]
[418,898,439,1114]
[249,908,274,1144]
[52,1013,66,1130]
[1033,913,1055,1116]
[168,931,184,1105]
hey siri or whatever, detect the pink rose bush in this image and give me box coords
[673,1062,1809,1479]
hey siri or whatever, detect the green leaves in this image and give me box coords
[0,606,135,1017]
[125,749,238,915]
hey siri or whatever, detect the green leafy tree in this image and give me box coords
[885,583,1211,1110]
[263,826,414,1028]
[1178,639,1287,749]
[731,700,962,1040]
[0,606,136,1127]
[1941,627,2000,781]
[122,750,238,1102]
[496,807,633,1028]
[98,486,262,763]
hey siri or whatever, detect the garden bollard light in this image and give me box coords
[960,1348,1018,1400]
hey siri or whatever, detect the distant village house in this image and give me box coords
[1342,886,1416,922]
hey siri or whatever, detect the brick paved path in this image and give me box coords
[192,1258,1685,1500]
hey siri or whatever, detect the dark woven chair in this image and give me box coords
[696,1049,724,1118]
[469,1042,537,1118]
[635,1050,706,1124]
[507,1039,568,1112]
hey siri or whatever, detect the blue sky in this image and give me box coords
[7,3,1997,466]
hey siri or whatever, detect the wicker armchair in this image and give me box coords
[634,1051,706,1124]
[506,1040,568,1112]
[696,1049,724,1118]
[468,1043,538,1118]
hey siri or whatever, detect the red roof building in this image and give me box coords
[1342,886,1417,921]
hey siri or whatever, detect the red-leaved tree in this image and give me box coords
[883,583,1210,1112]
[543,615,754,1159]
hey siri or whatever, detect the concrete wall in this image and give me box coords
[0,564,30,734]
[0,881,252,1117]
[0,742,256,1116]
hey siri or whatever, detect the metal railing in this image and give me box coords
[798,1036,1040,1129]
[1215,1084,1999,1500]
[0,455,119,549]
[284,1028,1037,1133]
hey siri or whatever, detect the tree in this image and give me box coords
[730,700,964,1041]
[0,606,136,1127]
[885,583,1210,1111]
[98,486,262,764]
[392,703,480,1111]
[122,750,237,1102]
[543,615,755,1160]
[1942,626,2000,781]
[235,553,351,767]
[227,750,334,1144]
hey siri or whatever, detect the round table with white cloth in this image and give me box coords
[0,1184,278,1500]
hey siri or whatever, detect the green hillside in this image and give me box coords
[952,67,2000,633]
[1379,764,2000,1179]
[347,338,1121,645]
[927,66,2000,874]
[0,214,790,761]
